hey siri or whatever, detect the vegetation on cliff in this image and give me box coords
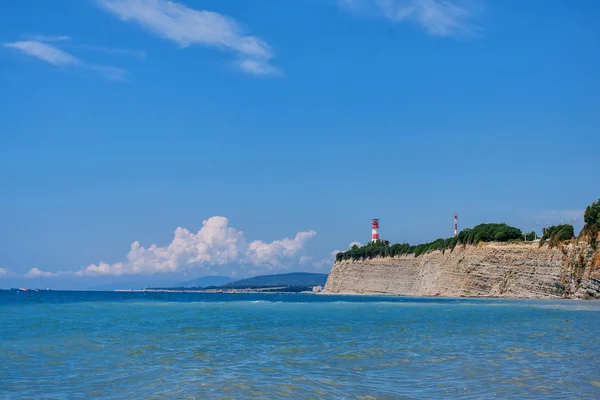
[539,224,574,248]
[336,223,526,262]
[539,198,600,249]
[537,199,599,249]
[581,199,600,247]
[336,199,599,263]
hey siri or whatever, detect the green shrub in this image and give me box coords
[581,199,600,247]
[540,224,574,248]
[336,223,523,261]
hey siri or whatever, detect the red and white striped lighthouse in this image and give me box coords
[371,218,380,242]
[453,213,459,237]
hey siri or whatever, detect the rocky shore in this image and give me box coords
[324,241,600,299]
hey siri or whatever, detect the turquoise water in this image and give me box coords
[1,292,600,399]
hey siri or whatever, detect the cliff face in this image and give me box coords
[324,242,600,299]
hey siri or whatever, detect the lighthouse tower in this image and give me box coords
[371,219,380,242]
[454,213,459,237]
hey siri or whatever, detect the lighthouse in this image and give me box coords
[454,213,459,237]
[371,218,380,242]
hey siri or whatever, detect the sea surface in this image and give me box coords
[1,291,600,399]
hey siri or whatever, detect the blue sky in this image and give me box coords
[1,0,599,289]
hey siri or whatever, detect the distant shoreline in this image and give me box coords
[116,288,320,294]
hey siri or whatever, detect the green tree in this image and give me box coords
[494,231,508,242]
[335,222,525,262]
[540,224,574,248]
[581,199,600,247]
[584,199,600,231]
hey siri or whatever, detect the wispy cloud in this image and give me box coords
[25,34,72,42]
[3,40,129,81]
[340,0,481,37]
[88,65,130,81]
[24,33,144,58]
[74,44,146,58]
[96,0,280,75]
[0,268,12,277]
[4,41,80,66]
[76,216,316,277]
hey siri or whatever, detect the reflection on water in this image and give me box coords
[1,292,599,398]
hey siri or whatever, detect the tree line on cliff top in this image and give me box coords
[336,223,526,262]
[336,198,600,262]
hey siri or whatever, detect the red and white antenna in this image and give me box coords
[453,213,459,237]
[371,218,380,242]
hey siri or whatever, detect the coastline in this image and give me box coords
[323,241,600,300]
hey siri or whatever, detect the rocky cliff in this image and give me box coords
[324,242,600,299]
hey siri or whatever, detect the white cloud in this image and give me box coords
[3,40,129,81]
[237,59,282,76]
[25,33,145,58]
[26,268,58,278]
[74,44,146,58]
[247,231,317,268]
[305,247,348,270]
[26,34,72,43]
[96,0,280,75]
[315,241,364,270]
[331,241,362,256]
[4,41,80,66]
[340,0,480,37]
[0,268,11,277]
[77,217,316,276]
[299,256,312,265]
[88,65,130,81]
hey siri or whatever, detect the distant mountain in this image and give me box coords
[177,276,233,288]
[225,272,328,288]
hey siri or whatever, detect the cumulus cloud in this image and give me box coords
[26,268,58,278]
[0,268,12,277]
[96,0,280,76]
[77,217,316,276]
[299,255,312,265]
[340,0,481,37]
[247,231,317,268]
[3,40,129,81]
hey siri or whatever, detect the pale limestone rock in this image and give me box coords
[324,242,600,299]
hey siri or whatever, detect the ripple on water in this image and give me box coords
[1,292,600,399]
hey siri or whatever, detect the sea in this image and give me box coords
[1,291,599,399]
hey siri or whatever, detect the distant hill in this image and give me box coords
[177,276,233,288]
[224,272,328,288]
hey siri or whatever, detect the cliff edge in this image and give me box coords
[324,241,600,299]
